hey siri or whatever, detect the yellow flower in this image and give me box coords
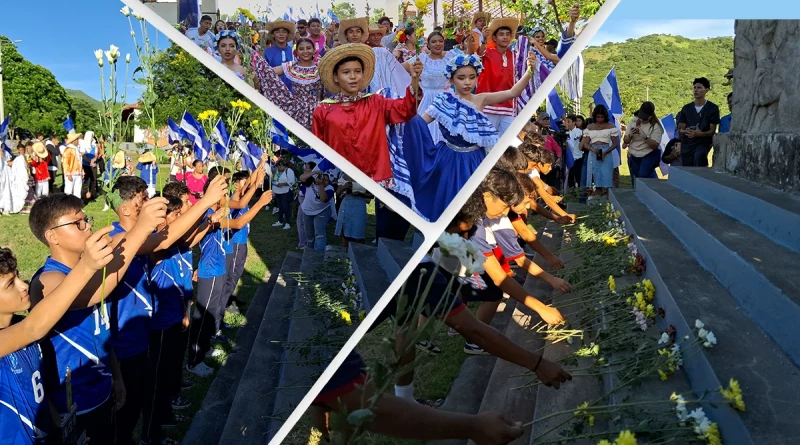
[463,2,475,10]
[635,293,646,311]
[359,310,366,321]
[230,99,252,110]
[642,279,655,301]
[251,119,259,125]
[704,423,722,445]
[626,297,632,305]
[614,430,638,445]
[720,378,745,411]
[644,304,655,318]
[573,401,595,426]
[598,441,612,445]
[443,3,451,9]
[658,369,668,381]
[340,311,352,325]
[603,235,618,246]
[416,27,426,38]
[608,275,616,292]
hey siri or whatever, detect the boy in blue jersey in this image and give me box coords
[28,192,168,444]
[0,234,114,444]
[108,175,227,444]
[187,168,273,376]
[221,165,267,329]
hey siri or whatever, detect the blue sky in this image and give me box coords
[1,0,167,101]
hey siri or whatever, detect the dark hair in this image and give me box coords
[517,143,538,163]
[592,104,609,122]
[218,34,239,48]
[497,147,529,172]
[309,18,322,26]
[333,56,364,74]
[0,247,17,277]
[537,149,556,165]
[201,15,213,22]
[449,189,487,229]
[192,159,203,168]
[665,138,680,152]
[566,114,578,122]
[546,38,558,47]
[433,26,443,32]
[166,196,184,215]
[297,19,308,26]
[427,31,444,42]
[378,16,392,27]
[232,170,250,182]
[28,193,85,244]
[162,181,189,200]
[295,37,315,50]
[494,26,513,36]
[113,176,148,208]
[693,77,710,89]
[515,172,537,199]
[482,167,525,207]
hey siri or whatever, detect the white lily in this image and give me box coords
[126,54,131,63]
[94,49,104,61]
[658,332,670,345]
[703,331,717,348]
[463,256,485,276]
[695,319,705,329]
[110,45,121,59]
[698,328,708,339]
[134,12,143,20]
[121,5,131,16]
[438,233,467,259]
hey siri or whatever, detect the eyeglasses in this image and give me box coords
[49,216,93,232]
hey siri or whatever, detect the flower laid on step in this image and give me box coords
[671,392,690,421]
[658,332,671,345]
[703,422,723,445]
[608,275,616,292]
[359,310,366,322]
[436,233,485,275]
[720,378,745,411]
[597,430,637,445]
[340,310,352,325]
[697,325,717,348]
[574,401,595,426]
[688,407,713,435]
[632,307,648,330]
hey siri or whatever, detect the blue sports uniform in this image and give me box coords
[0,341,52,444]
[150,247,193,329]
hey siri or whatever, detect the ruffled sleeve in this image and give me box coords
[425,92,499,148]
[251,53,292,110]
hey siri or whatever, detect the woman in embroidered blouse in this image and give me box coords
[579,104,619,194]
[393,26,417,63]
[409,31,457,143]
[252,38,322,131]
[401,52,536,221]
[312,43,423,184]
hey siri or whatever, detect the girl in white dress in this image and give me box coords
[580,104,620,194]
[408,31,457,143]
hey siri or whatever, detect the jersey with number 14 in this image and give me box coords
[0,343,51,444]
[32,257,113,415]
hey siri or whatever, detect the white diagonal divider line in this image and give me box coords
[122,0,621,442]
[122,0,432,232]
[270,1,621,443]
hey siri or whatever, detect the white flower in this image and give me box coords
[698,328,708,339]
[438,233,466,257]
[110,45,121,59]
[703,331,717,348]
[125,54,131,63]
[121,5,131,16]
[658,332,670,344]
[695,319,705,329]
[98,59,104,67]
[134,12,143,20]
[694,417,712,434]
[94,49,104,61]
[688,407,707,425]
[464,239,481,257]
[463,256,485,275]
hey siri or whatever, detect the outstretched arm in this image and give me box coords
[2,228,114,357]
[218,190,274,230]
[479,53,535,107]
[483,255,564,326]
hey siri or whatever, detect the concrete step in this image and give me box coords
[611,189,800,445]
[636,178,800,367]
[216,252,303,445]
[529,218,605,445]
[266,248,328,440]
[412,230,426,251]
[668,167,800,252]
[182,260,283,445]
[348,243,392,314]
[377,238,417,279]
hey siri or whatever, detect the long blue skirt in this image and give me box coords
[402,115,486,222]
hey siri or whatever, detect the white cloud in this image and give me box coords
[589,19,734,46]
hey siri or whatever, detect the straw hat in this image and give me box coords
[368,23,387,36]
[112,151,126,169]
[266,20,296,36]
[138,151,157,164]
[65,130,83,146]
[338,17,369,44]
[32,142,48,158]
[472,12,491,26]
[487,17,520,38]
[318,43,375,95]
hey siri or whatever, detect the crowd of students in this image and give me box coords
[306,130,581,442]
[0,148,282,444]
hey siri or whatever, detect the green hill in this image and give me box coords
[66,88,101,109]
[579,34,734,122]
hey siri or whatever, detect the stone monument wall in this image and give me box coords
[713,20,800,195]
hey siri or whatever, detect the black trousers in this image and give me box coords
[375,200,411,241]
[567,158,584,189]
[72,396,115,445]
[48,169,58,192]
[224,243,248,306]
[115,352,148,445]
[82,164,97,199]
[142,323,188,443]
[188,275,226,368]
[681,147,710,167]
[276,191,293,224]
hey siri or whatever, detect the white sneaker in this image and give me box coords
[272,208,279,215]
[272,221,283,227]
[187,362,214,377]
[283,224,291,230]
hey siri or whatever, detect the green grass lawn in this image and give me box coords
[0,165,379,443]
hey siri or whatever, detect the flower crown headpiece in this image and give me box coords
[530,26,546,38]
[215,30,241,51]
[444,54,484,79]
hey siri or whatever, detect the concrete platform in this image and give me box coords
[348,243,392,314]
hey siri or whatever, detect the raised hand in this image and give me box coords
[538,305,565,326]
[81,226,115,271]
[135,198,168,233]
[411,59,423,78]
[569,4,580,22]
[533,357,572,389]
[203,175,228,204]
[258,190,274,206]
[527,51,536,69]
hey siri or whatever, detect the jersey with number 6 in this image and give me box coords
[0,342,51,444]
[32,257,113,415]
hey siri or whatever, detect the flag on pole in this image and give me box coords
[327,8,339,24]
[212,119,230,161]
[658,113,677,175]
[0,115,11,158]
[546,89,565,132]
[283,12,290,20]
[167,118,185,144]
[180,111,209,161]
[592,68,624,167]
[62,116,75,132]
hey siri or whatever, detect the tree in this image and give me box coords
[371,7,386,24]
[499,0,603,40]
[1,36,73,136]
[332,2,357,20]
[71,97,102,135]
[148,44,261,138]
